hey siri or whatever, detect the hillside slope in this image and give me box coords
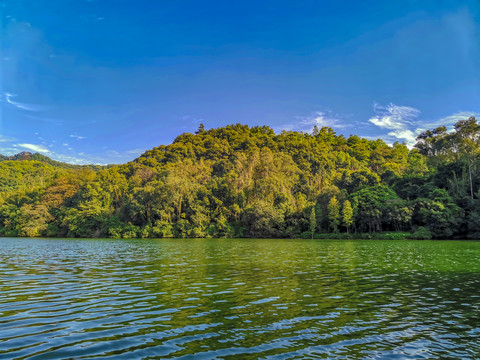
[0,119,478,239]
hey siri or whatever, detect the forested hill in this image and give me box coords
[0,151,107,169]
[1,117,479,239]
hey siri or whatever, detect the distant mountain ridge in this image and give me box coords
[0,151,106,170]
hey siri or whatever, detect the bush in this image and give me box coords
[410,226,432,240]
[312,232,412,240]
[108,227,123,238]
[139,225,151,238]
[373,232,410,240]
[314,232,355,239]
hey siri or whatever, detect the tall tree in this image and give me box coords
[342,200,353,233]
[309,206,316,238]
[452,117,480,199]
[327,196,340,233]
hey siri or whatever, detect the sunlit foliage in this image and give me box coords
[1,118,479,239]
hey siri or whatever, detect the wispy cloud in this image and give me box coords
[277,111,348,133]
[0,92,47,112]
[53,153,91,165]
[369,103,420,130]
[69,134,86,140]
[24,114,64,125]
[79,14,105,22]
[367,103,421,146]
[418,111,480,132]
[104,148,145,159]
[0,134,16,142]
[368,103,479,147]
[15,143,51,154]
[125,148,145,155]
[0,146,18,155]
[179,115,204,124]
[386,129,417,144]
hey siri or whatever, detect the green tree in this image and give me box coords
[309,206,316,238]
[350,185,397,232]
[452,117,480,199]
[3,120,480,239]
[16,204,53,237]
[327,196,340,233]
[342,200,353,233]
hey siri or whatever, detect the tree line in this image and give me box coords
[1,117,479,239]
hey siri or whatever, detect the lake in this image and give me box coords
[0,238,479,359]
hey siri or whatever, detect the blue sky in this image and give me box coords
[1,0,479,164]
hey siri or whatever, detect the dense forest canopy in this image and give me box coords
[1,117,479,239]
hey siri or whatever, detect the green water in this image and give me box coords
[0,238,479,359]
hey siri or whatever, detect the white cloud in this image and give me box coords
[278,111,348,133]
[368,103,421,147]
[69,134,86,140]
[369,103,420,130]
[52,153,90,165]
[15,143,51,154]
[0,126,93,166]
[368,103,479,147]
[419,111,480,131]
[387,129,417,144]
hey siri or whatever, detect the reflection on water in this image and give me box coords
[0,238,479,359]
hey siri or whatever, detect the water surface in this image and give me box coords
[0,238,479,359]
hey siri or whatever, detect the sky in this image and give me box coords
[0,0,479,164]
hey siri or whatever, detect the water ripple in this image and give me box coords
[0,238,479,359]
